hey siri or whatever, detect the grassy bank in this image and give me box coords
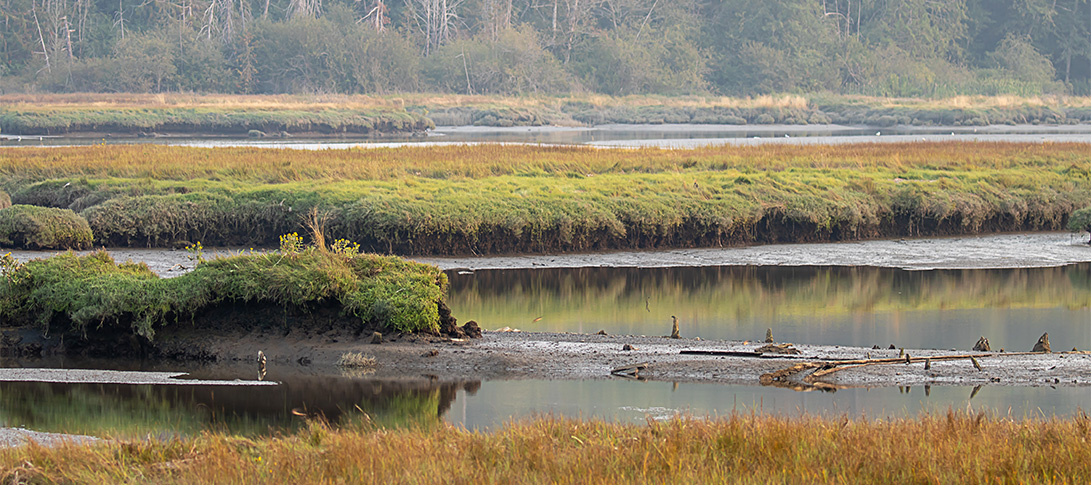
[4,94,1091,135]
[402,93,1091,126]
[2,412,1090,483]
[1,142,1089,254]
[0,94,432,136]
[0,243,447,340]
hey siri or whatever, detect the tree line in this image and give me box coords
[1,0,1089,97]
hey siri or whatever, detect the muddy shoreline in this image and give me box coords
[7,328,1088,391]
[7,232,1091,276]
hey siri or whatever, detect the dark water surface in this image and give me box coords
[3,263,1091,438]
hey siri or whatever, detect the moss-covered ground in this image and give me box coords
[0,244,447,339]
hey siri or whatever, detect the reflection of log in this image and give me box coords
[681,350,763,357]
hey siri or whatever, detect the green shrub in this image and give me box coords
[0,205,94,249]
[1067,206,1091,233]
[0,248,447,338]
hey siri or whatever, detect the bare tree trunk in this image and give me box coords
[33,4,50,72]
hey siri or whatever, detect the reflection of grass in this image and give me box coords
[2,143,1090,253]
[0,383,214,439]
[448,266,1091,330]
[0,381,446,440]
[3,413,1090,482]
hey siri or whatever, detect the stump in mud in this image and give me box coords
[462,321,483,339]
[670,316,680,339]
[1032,333,1051,353]
[765,328,775,343]
[371,332,383,344]
[973,336,991,352]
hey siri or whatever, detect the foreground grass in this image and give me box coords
[0,247,447,338]
[2,412,1090,483]
[1,142,1089,253]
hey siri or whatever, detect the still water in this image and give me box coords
[2,375,1089,438]
[446,265,1091,351]
[4,263,1091,438]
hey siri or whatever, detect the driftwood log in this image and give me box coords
[761,351,1046,386]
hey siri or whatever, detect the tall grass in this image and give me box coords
[2,412,1090,483]
[1,143,1088,253]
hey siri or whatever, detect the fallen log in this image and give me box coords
[610,362,648,377]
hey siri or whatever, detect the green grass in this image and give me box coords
[0,204,93,249]
[0,245,447,338]
[3,412,1091,483]
[0,107,432,136]
[1,143,1089,253]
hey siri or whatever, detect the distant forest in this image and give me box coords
[2,0,1090,97]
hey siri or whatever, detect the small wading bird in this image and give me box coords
[257,350,267,381]
[670,316,681,339]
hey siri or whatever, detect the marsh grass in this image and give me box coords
[0,246,448,338]
[2,411,1090,483]
[0,204,93,249]
[1,142,1089,253]
[336,352,377,368]
[0,94,433,135]
[8,93,1091,132]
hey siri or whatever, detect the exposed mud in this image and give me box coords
[7,233,1091,277]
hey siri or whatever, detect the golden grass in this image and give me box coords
[0,93,408,111]
[14,92,1091,113]
[2,141,1087,184]
[2,412,1090,483]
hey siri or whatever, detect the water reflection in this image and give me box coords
[447,265,1091,350]
[3,375,1087,438]
[0,376,479,438]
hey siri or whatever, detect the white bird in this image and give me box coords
[784,134,790,138]
[876,131,881,136]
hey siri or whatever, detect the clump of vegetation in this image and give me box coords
[0,205,93,249]
[2,412,1091,482]
[0,190,10,209]
[1067,206,1091,242]
[336,352,376,368]
[0,236,448,338]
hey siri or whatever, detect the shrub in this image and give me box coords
[1067,206,1091,234]
[0,205,93,249]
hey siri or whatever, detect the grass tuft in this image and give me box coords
[336,352,377,368]
[0,205,93,249]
